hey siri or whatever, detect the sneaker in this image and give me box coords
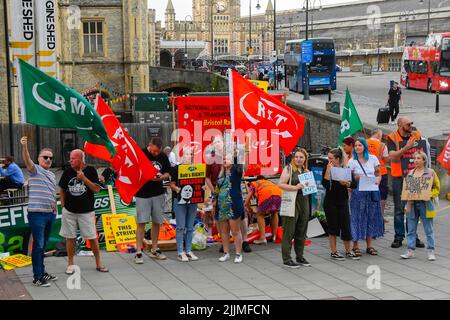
[234,254,243,264]
[32,278,51,287]
[253,239,267,245]
[400,249,415,259]
[219,253,230,262]
[186,251,199,261]
[391,240,402,248]
[242,241,252,253]
[428,250,436,261]
[43,272,58,281]
[219,245,224,253]
[177,252,189,262]
[296,257,311,267]
[330,252,346,261]
[283,260,300,269]
[134,253,144,264]
[345,251,361,260]
[149,248,167,260]
[416,239,425,248]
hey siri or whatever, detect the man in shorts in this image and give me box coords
[59,149,108,274]
[134,137,171,264]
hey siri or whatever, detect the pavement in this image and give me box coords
[11,198,450,300]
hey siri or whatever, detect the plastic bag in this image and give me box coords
[192,224,207,251]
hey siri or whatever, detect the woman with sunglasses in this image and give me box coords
[20,136,58,287]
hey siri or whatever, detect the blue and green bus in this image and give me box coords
[284,38,337,93]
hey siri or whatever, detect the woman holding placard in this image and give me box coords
[348,138,384,256]
[322,148,360,260]
[278,148,311,268]
[400,152,440,261]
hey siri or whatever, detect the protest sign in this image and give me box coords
[102,214,127,252]
[331,167,352,181]
[299,172,318,196]
[401,176,433,201]
[110,216,137,253]
[400,139,427,177]
[247,80,269,92]
[359,176,379,191]
[0,254,32,271]
[177,164,206,204]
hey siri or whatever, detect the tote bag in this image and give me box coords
[280,165,297,217]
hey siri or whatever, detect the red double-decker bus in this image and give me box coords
[400,33,450,92]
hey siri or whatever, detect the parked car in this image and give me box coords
[336,64,342,72]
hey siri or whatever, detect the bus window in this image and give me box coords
[443,37,450,51]
[294,43,301,54]
[404,60,411,73]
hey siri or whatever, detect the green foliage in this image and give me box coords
[313,210,327,222]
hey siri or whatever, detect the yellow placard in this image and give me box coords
[110,216,137,253]
[0,254,32,270]
[178,164,206,179]
[248,80,269,92]
[102,214,127,252]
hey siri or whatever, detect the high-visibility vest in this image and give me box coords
[367,138,388,176]
[250,180,282,205]
[386,130,421,177]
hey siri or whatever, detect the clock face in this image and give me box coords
[216,0,227,12]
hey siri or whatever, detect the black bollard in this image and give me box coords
[328,87,332,102]
[436,90,440,113]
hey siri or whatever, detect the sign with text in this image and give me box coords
[302,41,313,64]
[247,80,269,92]
[400,139,427,177]
[0,254,32,271]
[177,164,206,204]
[35,0,57,77]
[110,216,137,253]
[299,172,318,196]
[102,214,127,252]
[401,176,433,201]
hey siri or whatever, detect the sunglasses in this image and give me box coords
[40,156,53,160]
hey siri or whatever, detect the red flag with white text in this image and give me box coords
[84,96,158,204]
[437,135,450,174]
[229,69,305,158]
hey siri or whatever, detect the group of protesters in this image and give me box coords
[20,114,441,286]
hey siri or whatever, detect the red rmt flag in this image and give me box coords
[84,96,158,204]
[437,135,450,174]
[229,69,305,156]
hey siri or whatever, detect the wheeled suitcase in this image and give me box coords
[376,107,390,124]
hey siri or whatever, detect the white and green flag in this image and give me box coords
[339,88,363,145]
[16,59,116,157]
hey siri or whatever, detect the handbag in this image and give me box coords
[356,159,380,202]
[280,165,297,217]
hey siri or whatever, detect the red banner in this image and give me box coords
[85,96,158,204]
[438,135,450,174]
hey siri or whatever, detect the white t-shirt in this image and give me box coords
[348,155,380,177]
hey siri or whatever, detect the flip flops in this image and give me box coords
[96,266,109,273]
[65,265,76,275]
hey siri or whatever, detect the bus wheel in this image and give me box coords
[427,79,433,93]
[405,78,410,89]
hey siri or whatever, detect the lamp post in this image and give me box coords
[273,0,278,89]
[3,0,14,156]
[210,1,214,67]
[303,0,322,40]
[399,10,416,46]
[184,15,193,69]
[289,17,293,40]
[419,0,431,36]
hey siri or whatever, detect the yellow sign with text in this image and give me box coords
[102,214,127,252]
[0,254,32,270]
[248,80,269,92]
[110,216,137,253]
[178,164,206,179]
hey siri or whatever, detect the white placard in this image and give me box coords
[306,218,325,238]
[358,176,379,191]
[299,172,318,196]
[330,167,352,181]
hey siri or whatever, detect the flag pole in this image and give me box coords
[171,92,176,148]
[107,185,117,215]
[4,0,14,156]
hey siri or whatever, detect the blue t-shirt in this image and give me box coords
[1,162,24,185]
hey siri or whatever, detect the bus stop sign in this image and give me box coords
[302,41,313,64]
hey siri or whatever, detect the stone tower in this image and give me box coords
[264,0,274,56]
[165,0,176,40]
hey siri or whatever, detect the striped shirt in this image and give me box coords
[28,164,56,213]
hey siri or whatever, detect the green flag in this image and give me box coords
[338,88,363,145]
[16,59,116,157]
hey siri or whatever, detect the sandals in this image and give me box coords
[65,265,76,275]
[96,266,109,273]
[352,248,363,257]
[366,247,378,256]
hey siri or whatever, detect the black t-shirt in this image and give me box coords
[321,166,351,205]
[135,148,171,198]
[388,87,401,104]
[386,130,410,152]
[58,166,100,214]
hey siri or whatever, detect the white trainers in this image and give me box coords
[218,253,230,262]
[253,239,267,245]
[186,251,199,261]
[428,250,436,261]
[234,254,243,264]
[134,253,144,264]
[177,252,189,262]
[400,249,415,259]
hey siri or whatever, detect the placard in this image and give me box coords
[0,254,32,271]
[400,139,427,177]
[101,214,127,252]
[401,176,433,201]
[177,164,206,204]
[248,80,269,92]
[330,167,352,181]
[358,176,379,191]
[299,172,318,196]
[110,216,137,253]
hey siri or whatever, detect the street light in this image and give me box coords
[419,0,431,36]
[399,10,416,46]
[184,15,193,69]
[303,0,322,40]
[289,17,293,40]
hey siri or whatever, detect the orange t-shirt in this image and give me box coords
[250,180,282,205]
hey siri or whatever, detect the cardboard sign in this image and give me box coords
[110,216,137,253]
[102,214,127,252]
[299,172,318,196]
[177,164,206,204]
[0,254,32,270]
[248,80,269,92]
[400,139,427,177]
[401,176,433,201]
